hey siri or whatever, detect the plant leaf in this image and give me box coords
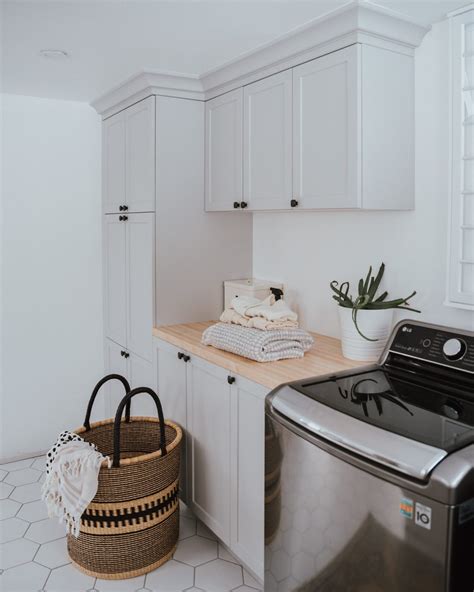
[367,262,385,301]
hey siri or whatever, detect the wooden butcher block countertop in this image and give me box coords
[153,321,365,390]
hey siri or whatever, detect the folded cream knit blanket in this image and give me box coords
[220,308,298,331]
[202,323,314,362]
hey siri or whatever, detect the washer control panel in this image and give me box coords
[390,323,474,373]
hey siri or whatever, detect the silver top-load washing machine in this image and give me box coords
[265,320,474,592]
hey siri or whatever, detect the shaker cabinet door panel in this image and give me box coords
[104,215,127,347]
[187,357,231,544]
[104,338,129,417]
[156,339,189,501]
[125,96,156,213]
[126,213,154,362]
[128,352,156,416]
[205,89,243,211]
[230,378,266,580]
[102,112,126,214]
[243,70,292,210]
[293,46,359,209]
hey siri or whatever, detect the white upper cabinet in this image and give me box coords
[205,44,414,212]
[205,88,243,211]
[126,213,154,361]
[104,215,127,347]
[125,97,156,213]
[243,70,293,210]
[293,46,359,209]
[102,96,155,214]
[103,112,126,214]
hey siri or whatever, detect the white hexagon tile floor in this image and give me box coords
[0,456,263,592]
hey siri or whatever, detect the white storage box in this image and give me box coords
[224,278,284,309]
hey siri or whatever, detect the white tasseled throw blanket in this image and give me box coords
[202,323,314,362]
[41,430,111,537]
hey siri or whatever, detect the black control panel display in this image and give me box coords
[390,323,474,373]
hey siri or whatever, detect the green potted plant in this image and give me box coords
[330,263,420,361]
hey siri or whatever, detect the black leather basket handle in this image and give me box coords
[83,374,131,431]
[112,387,167,468]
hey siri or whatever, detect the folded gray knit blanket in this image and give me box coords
[202,323,314,363]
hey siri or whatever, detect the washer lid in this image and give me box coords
[269,385,448,481]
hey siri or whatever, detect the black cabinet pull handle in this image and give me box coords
[121,351,129,359]
[290,199,299,208]
[177,352,184,360]
[227,376,235,385]
[240,201,248,209]
[182,355,190,363]
[233,202,241,209]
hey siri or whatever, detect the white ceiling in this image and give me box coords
[1,0,470,103]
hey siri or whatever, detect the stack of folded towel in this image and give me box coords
[202,294,314,362]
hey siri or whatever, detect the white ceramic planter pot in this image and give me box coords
[338,307,394,361]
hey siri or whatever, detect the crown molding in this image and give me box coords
[91,70,204,119]
[91,0,429,117]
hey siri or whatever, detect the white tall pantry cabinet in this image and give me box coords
[101,94,252,415]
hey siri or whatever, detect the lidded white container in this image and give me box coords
[224,279,284,309]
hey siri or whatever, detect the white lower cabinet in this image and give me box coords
[187,355,233,545]
[104,338,155,418]
[230,376,266,578]
[154,338,265,581]
[155,339,189,501]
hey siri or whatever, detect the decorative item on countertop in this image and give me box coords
[202,323,313,362]
[48,374,182,580]
[224,278,284,309]
[330,263,420,361]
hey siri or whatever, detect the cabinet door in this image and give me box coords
[126,213,154,361]
[104,338,128,417]
[125,96,155,213]
[243,70,292,210]
[205,89,243,211]
[293,46,359,209]
[230,377,266,581]
[128,352,156,416]
[102,111,126,214]
[187,356,231,544]
[104,215,127,348]
[155,339,188,500]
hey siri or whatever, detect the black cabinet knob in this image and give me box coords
[233,202,241,209]
[119,215,128,221]
[183,355,190,363]
[177,352,184,360]
[227,376,235,385]
[124,352,130,359]
[122,205,128,211]
[290,199,299,208]
[119,205,124,211]
[120,350,126,357]
[240,201,248,209]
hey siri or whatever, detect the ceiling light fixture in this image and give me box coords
[39,49,69,59]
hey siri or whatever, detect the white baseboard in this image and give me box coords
[0,450,46,466]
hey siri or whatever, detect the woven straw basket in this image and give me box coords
[68,375,182,580]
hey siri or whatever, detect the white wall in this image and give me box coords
[1,94,103,460]
[253,21,474,338]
